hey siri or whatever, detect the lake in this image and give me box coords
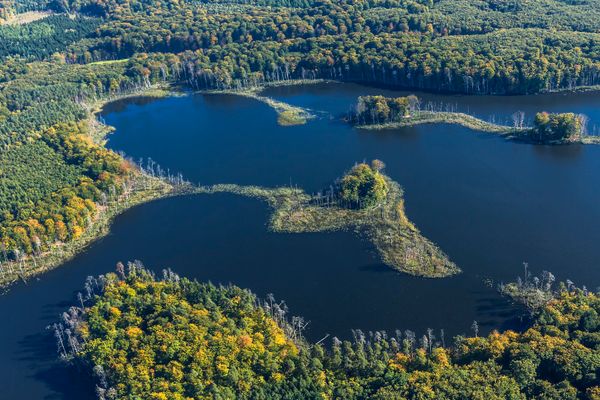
[2,82,600,399]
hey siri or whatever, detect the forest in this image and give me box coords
[55,264,600,399]
[3,0,600,94]
[0,122,131,263]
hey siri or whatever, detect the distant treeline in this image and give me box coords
[4,0,600,93]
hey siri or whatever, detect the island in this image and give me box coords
[349,95,598,145]
[204,80,320,126]
[198,160,459,278]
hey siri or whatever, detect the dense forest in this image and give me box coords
[59,0,600,95]
[56,264,600,399]
[0,58,153,267]
[0,122,131,263]
[3,0,600,93]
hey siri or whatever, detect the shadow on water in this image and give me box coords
[101,95,167,114]
[531,143,584,161]
[16,328,95,400]
[358,263,397,274]
[474,295,530,333]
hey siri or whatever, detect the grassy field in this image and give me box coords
[87,58,130,66]
[0,11,52,25]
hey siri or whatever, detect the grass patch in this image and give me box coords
[1,11,52,25]
[277,110,306,126]
[88,58,130,66]
[358,111,520,135]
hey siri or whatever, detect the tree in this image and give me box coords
[339,163,388,209]
[533,112,582,142]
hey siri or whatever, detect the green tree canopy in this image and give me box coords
[339,161,388,208]
[533,112,584,142]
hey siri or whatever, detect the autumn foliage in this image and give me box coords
[65,267,600,399]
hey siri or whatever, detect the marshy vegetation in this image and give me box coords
[206,81,319,126]
[197,161,459,278]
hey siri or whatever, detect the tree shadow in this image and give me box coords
[474,292,530,333]
[358,263,396,274]
[16,330,96,400]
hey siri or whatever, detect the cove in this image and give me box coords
[1,82,600,399]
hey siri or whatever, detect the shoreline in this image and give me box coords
[355,111,600,145]
[200,79,326,126]
[541,84,600,95]
[335,78,600,97]
[0,85,186,291]
[84,84,182,144]
[0,174,177,291]
[0,80,312,291]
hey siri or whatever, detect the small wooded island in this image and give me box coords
[350,95,597,145]
[197,161,459,278]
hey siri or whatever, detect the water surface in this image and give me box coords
[2,82,600,399]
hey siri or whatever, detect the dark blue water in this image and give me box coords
[2,82,600,399]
